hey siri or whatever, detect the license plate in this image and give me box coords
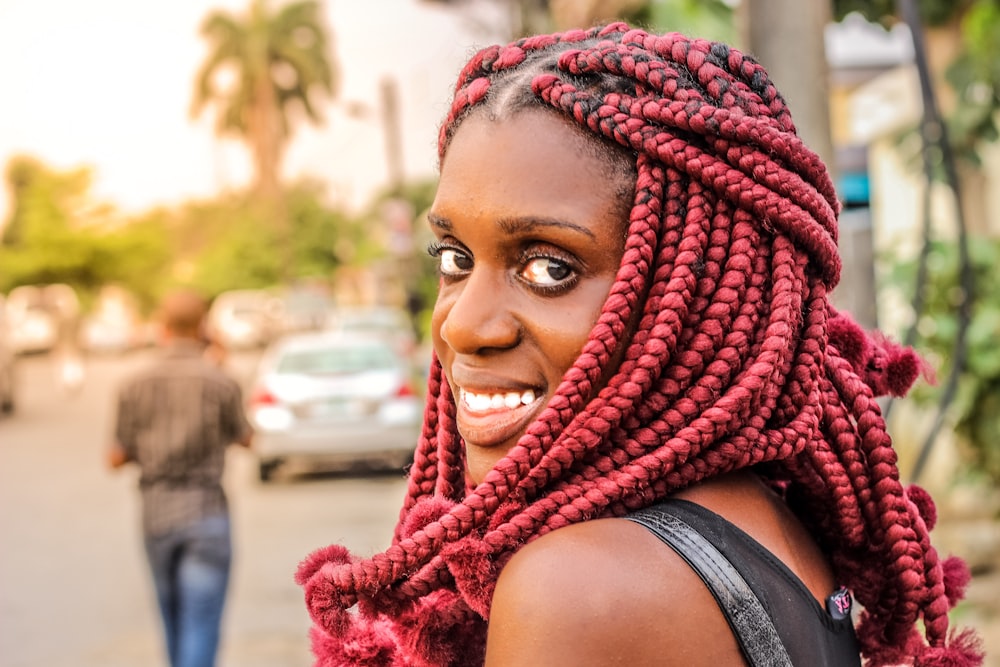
[306,397,362,419]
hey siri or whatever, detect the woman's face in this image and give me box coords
[428,109,631,484]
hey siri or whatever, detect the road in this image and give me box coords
[0,349,409,667]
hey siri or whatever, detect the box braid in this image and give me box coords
[297,23,982,667]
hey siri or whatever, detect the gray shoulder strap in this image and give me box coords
[625,505,794,667]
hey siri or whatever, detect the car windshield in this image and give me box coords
[276,344,396,375]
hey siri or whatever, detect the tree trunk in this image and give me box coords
[248,70,291,279]
[250,75,282,201]
[738,0,834,168]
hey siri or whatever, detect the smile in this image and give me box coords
[456,387,543,449]
[460,388,537,412]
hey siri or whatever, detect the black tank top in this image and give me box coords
[633,499,861,667]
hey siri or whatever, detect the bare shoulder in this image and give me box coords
[484,514,745,667]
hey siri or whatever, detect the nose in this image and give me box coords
[438,269,521,355]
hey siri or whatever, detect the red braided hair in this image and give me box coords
[297,23,982,667]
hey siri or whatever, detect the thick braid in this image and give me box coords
[298,23,981,667]
[400,361,444,503]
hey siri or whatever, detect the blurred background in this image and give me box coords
[0,0,997,665]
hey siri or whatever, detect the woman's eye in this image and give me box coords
[438,247,472,276]
[521,257,573,286]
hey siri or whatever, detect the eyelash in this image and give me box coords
[426,240,580,295]
[516,247,579,294]
[425,240,448,258]
[426,240,466,272]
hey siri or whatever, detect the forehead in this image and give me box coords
[434,109,631,230]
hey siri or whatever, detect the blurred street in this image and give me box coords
[1,348,998,666]
[0,349,408,667]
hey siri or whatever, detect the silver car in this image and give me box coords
[247,331,421,481]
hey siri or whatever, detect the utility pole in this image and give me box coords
[738,0,835,169]
[739,0,878,329]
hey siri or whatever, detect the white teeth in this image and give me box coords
[461,388,537,411]
[469,393,490,411]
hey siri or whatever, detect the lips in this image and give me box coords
[455,386,544,449]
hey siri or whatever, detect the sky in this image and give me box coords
[0,0,508,222]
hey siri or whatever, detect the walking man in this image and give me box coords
[108,288,253,667]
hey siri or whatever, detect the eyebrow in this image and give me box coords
[426,212,596,240]
[426,212,452,231]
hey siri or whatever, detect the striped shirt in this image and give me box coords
[114,340,252,536]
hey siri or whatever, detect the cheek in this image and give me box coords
[532,280,614,378]
[538,325,589,377]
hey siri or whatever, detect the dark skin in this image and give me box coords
[428,109,837,665]
[486,472,836,666]
[430,110,630,486]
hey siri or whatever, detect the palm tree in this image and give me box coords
[191,0,335,199]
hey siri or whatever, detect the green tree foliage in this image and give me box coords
[1,155,375,315]
[887,237,1000,484]
[191,0,336,198]
[422,0,735,40]
[944,1,1000,164]
[636,0,736,43]
[834,0,969,26]
[2,155,92,251]
[185,182,363,296]
[0,156,171,310]
[186,201,284,294]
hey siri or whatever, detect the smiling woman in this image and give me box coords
[295,22,983,667]
[428,110,632,482]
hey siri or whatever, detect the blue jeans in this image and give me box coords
[143,514,232,667]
